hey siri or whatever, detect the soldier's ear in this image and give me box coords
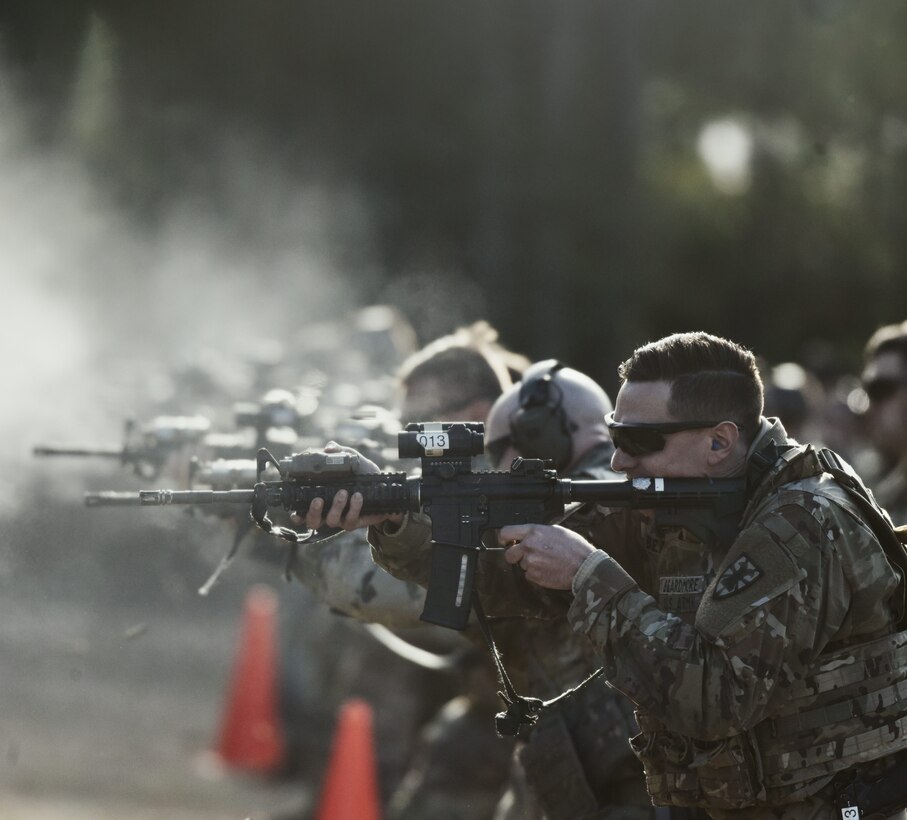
[706,421,739,463]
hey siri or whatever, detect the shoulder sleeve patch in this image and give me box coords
[712,553,763,599]
[696,516,805,638]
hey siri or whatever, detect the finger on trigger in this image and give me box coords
[498,523,531,545]
[503,543,526,565]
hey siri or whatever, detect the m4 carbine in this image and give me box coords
[127,422,748,632]
[34,415,212,479]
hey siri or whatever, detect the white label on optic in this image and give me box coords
[633,478,652,491]
[655,478,664,492]
[417,432,449,451]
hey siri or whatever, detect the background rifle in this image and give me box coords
[233,387,318,447]
[34,415,212,479]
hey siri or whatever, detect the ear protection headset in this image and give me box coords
[509,360,575,470]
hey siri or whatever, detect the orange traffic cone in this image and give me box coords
[316,699,381,820]
[213,584,286,773]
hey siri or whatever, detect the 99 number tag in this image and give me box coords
[417,432,449,451]
[840,806,860,819]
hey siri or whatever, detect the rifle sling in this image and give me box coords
[470,591,605,737]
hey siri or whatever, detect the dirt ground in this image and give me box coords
[0,467,317,820]
[0,454,464,820]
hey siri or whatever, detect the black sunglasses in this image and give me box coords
[605,411,732,457]
[863,377,907,404]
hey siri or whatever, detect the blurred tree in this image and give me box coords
[1,0,906,385]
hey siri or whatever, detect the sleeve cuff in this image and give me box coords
[572,550,610,594]
[568,551,638,632]
[368,512,432,557]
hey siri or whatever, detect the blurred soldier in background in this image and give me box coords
[395,320,526,424]
[484,360,615,476]
[761,362,819,444]
[482,361,655,820]
[287,320,524,819]
[273,308,432,795]
[862,320,907,525]
[283,305,420,409]
[289,320,520,626]
[761,359,869,470]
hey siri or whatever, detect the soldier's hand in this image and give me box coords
[499,523,596,590]
[295,442,403,532]
[325,441,383,475]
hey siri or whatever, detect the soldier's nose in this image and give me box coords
[611,448,639,474]
[611,448,633,474]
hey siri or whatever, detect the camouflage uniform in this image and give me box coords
[291,530,430,629]
[371,442,655,820]
[565,419,907,819]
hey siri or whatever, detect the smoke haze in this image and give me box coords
[0,53,381,489]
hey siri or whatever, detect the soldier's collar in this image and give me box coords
[745,417,797,491]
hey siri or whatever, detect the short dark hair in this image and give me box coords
[398,321,514,414]
[618,332,764,435]
[865,320,907,365]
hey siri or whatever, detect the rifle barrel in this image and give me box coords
[34,445,123,458]
[139,489,256,506]
[84,491,144,507]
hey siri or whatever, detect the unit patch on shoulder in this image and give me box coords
[713,553,764,600]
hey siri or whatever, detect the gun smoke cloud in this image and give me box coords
[0,56,376,506]
[0,15,494,518]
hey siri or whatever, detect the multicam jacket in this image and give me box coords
[568,419,907,818]
[290,529,432,629]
